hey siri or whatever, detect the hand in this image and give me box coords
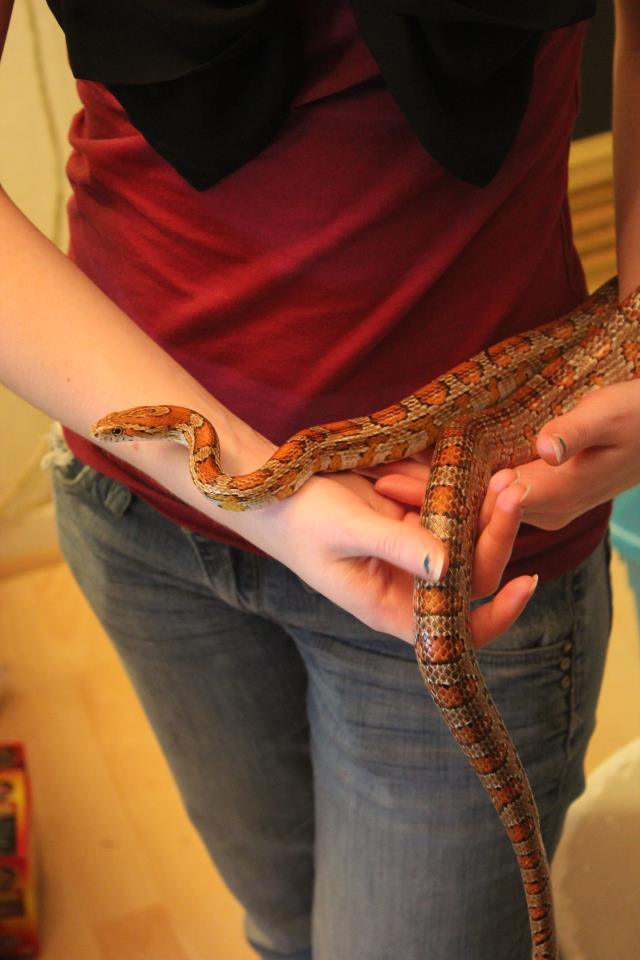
[256,462,534,650]
[109,406,535,650]
[492,379,640,529]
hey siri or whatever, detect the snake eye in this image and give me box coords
[111,426,124,437]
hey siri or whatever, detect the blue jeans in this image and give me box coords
[50,439,611,960]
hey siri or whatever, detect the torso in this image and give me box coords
[62,3,607,580]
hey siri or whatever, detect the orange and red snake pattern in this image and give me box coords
[92,278,640,960]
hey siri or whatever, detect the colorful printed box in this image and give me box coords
[0,744,38,958]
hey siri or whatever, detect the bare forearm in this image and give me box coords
[613,2,640,298]
[0,186,274,537]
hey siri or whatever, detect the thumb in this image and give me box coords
[536,391,607,466]
[351,511,448,583]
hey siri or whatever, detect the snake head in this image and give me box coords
[90,414,137,442]
[90,405,190,443]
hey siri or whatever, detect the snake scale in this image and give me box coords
[92,278,640,959]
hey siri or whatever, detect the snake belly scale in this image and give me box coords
[92,278,640,960]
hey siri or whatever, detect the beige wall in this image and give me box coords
[0,0,78,239]
[0,0,79,562]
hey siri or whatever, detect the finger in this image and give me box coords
[359,458,431,481]
[378,467,521,534]
[536,388,619,466]
[471,481,527,598]
[478,468,519,533]
[374,473,426,507]
[375,472,524,584]
[470,574,538,649]
[511,450,613,530]
[346,509,448,584]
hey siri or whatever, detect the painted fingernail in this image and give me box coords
[423,551,444,583]
[550,434,568,465]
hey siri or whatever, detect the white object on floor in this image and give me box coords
[552,737,640,959]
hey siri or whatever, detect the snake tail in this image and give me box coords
[414,425,557,959]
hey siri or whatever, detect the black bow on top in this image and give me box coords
[46,1,596,189]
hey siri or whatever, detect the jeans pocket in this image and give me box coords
[46,422,133,516]
[477,567,577,745]
[477,542,609,785]
[45,423,94,490]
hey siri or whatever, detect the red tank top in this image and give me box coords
[63,2,608,582]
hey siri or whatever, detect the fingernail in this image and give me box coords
[528,574,539,597]
[550,434,568,465]
[423,551,444,583]
[518,483,531,504]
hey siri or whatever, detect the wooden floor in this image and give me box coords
[0,556,254,960]
[0,549,639,959]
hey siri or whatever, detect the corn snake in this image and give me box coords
[92,278,640,959]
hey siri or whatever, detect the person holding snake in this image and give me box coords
[2,2,640,959]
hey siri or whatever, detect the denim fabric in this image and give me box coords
[50,443,611,960]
